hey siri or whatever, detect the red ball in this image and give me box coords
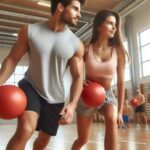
[0,85,27,119]
[130,98,138,107]
[81,82,105,107]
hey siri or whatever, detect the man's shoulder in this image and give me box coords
[27,21,47,36]
[67,27,80,40]
[28,21,45,28]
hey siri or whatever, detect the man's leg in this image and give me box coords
[6,111,38,150]
[141,112,147,124]
[135,112,140,125]
[33,130,51,150]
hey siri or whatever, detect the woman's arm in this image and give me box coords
[116,47,126,126]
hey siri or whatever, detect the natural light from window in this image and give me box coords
[111,41,131,86]
[139,27,150,77]
[6,66,28,86]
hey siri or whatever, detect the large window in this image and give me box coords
[124,41,131,82]
[6,66,28,86]
[138,28,150,77]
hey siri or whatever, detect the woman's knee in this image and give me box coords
[105,113,117,126]
[103,105,117,124]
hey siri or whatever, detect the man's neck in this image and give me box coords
[47,16,66,32]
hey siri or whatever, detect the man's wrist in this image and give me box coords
[69,100,78,108]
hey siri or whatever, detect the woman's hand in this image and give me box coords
[83,80,91,86]
[117,112,123,128]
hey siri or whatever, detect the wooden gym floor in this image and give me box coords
[0,122,150,150]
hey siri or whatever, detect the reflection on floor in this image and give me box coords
[0,122,150,150]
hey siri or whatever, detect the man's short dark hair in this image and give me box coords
[51,0,86,14]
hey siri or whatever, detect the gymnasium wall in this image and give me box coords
[0,46,28,66]
[0,46,28,124]
[130,0,150,84]
[112,0,150,122]
[0,1,150,124]
[126,0,150,121]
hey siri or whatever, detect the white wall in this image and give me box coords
[113,0,150,92]
[0,46,10,63]
[0,46,28,124]
[0,45,28,65]
[1,1,150,124]
[130,0,150,84]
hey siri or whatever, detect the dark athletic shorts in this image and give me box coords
[135,104,145,113]
[122,115,129,123]
[18,78,64,136]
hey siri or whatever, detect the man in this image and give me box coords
[148,92,150,103]
[122,99,131,128]
[134,88,147,127]
[0,0,85,149]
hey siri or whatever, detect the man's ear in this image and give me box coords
[57,2,64,13]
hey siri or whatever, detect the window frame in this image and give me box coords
[138,27,150,77]
[5,65,28,86]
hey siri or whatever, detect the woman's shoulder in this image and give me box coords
[114,46,126,60]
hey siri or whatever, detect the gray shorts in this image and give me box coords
[76,89,117,116]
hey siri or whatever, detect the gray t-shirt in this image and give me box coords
[25,22,80,104]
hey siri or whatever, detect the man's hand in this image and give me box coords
[58,102,76,125]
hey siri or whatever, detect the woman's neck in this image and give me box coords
[92,39,109,51]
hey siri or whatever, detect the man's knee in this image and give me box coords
[16,124,35,141]
[37,131,51,146]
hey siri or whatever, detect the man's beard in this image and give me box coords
[64,19,77,27]
[61,14,78,27]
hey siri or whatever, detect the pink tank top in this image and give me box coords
[85,44,117,78]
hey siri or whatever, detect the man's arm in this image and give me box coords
[69,41,84,107]
[59,41,84,125]
[0,26,29,85]
[148,92,150,103]
[141,94,145,104]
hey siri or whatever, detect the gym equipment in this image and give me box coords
[0,85,27,119]
[130,98,138,107]
[81,82,105,107]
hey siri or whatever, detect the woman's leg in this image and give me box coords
[6,111,38,150]
[101,104,118,150]
[71,114,93,150]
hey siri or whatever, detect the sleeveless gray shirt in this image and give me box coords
[25,22,80,103]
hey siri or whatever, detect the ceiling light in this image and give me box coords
[38,1,51,7]
[12,33,18,37]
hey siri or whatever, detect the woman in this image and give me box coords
[71,10,129,150]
